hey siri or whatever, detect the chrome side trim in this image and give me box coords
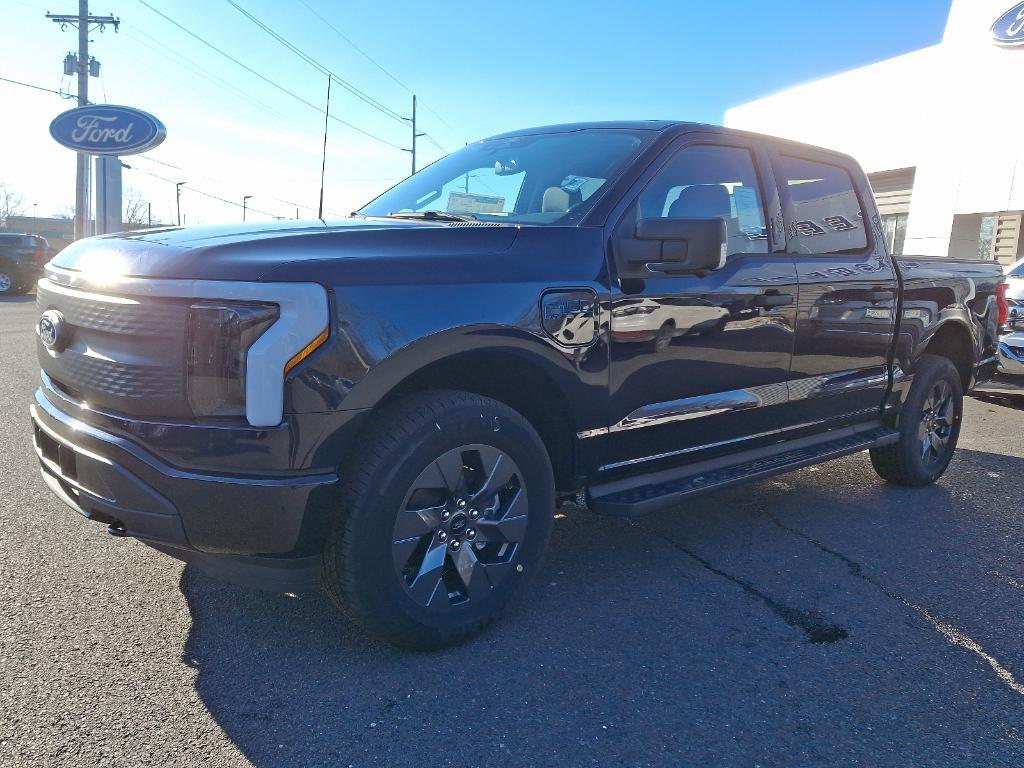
[576,368,889,440]
[598,409,880,472]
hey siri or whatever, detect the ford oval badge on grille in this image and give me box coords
[38,310,67,351]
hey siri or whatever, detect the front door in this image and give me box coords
[769,147,898,427]
[601,138,799,472]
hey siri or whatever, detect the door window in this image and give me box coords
[777,155,867,255]
[638,145,768,256]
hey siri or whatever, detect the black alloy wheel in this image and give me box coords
[393,444,528,609]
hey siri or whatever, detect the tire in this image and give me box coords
[649,321,675,353]
[321,390,555,649]
[0,269,17,296]
[870,354,963,486]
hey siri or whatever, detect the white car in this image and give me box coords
[610,298,729,351]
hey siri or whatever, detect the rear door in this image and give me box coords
[769,146,898,426]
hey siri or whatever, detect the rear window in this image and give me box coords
[0,235,40,248]
[777,155,867,255]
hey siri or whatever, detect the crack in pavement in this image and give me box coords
[629,519,849,644]
[762,511,1024,698]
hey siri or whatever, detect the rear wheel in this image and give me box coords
[649,321,675,352]
[870,354,963,486]
[0,269,18,295]
[322,390,555,649]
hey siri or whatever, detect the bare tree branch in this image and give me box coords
[123,188,150,231]
[0,183,25,227]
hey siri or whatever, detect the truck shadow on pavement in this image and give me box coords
[177,449,1024,767]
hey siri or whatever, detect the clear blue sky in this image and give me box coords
[2,0,954,224]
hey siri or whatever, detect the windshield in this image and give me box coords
[359,129,650,225]
[1009,260,1024,278]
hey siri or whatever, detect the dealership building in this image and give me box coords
[726,0,1024,266]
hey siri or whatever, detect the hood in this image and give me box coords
[49,217,521,284]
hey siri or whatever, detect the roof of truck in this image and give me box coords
[485,120,704,140]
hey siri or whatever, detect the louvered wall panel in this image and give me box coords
[868,168,916,216]
[991,213,1022,266]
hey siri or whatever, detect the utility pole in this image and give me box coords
[147,202,151,227]
[176,181,186,225]
[47,3,119,241]
[404,95,426,177]
[243,195,252,221]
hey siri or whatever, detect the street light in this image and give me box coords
[243,195,252,222]
[176,181,187,226]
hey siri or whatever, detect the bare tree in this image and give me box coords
[53,204,75,220]
[123,188,150,231]
[0,183,24,228]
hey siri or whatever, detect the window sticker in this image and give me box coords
[560,176,588,193]
[447,192,505,214]
[732,186,762,231]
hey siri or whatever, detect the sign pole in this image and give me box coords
[74,0,89,242]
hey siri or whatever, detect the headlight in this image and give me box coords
[187,302,279,417]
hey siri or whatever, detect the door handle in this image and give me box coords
[755,292,794,308]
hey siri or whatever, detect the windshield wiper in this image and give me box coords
[386,210,477,222]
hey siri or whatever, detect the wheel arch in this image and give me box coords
[332,327,601,493]
[919,319,974,389]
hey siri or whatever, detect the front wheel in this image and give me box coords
[870,354,963,486]
[322,390,555,649]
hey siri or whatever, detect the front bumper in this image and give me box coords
[31,387,342,590]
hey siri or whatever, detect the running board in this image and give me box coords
[588,424,898,517]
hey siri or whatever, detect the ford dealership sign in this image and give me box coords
[992,2,1024,46]
[49,104,166,155]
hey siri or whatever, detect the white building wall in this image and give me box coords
[725,0,1024,258]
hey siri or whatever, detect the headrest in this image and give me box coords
[668,184,731,219]
[542,187,571,213]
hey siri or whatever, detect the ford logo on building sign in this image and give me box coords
[49,104,166,155]
[992,2,1024,46]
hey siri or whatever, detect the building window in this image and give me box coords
[882,213,908,256]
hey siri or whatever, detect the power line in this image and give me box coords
[0,74,79,100]
[127,164,278,218]
[133,154,328,216]
[294,0,460,139]
[223,0,408,126]
[123,22,293,122]
[224,0,449,154]
[135,0,408,151]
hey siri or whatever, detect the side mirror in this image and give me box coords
[635,217,727,274]
[613,216,727,280]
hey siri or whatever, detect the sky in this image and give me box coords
[0,0,954,226]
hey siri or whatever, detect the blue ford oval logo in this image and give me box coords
[992,2,1024,46]
[49,104,166,156]
[38,310,67,351]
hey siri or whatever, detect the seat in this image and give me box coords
[542,187,571,213]
[667,184,731,219]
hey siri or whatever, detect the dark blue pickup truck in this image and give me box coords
[31,122,1007,648]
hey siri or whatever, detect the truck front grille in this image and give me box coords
[36,280,192,417]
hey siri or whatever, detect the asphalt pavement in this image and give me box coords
[2,295,1024,767]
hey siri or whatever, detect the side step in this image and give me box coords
[588,423,898,517]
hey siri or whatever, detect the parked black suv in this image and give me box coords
[0,233,47,295]
[31,122,1005,648]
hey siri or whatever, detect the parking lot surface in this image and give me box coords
[2,295,1024,767]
